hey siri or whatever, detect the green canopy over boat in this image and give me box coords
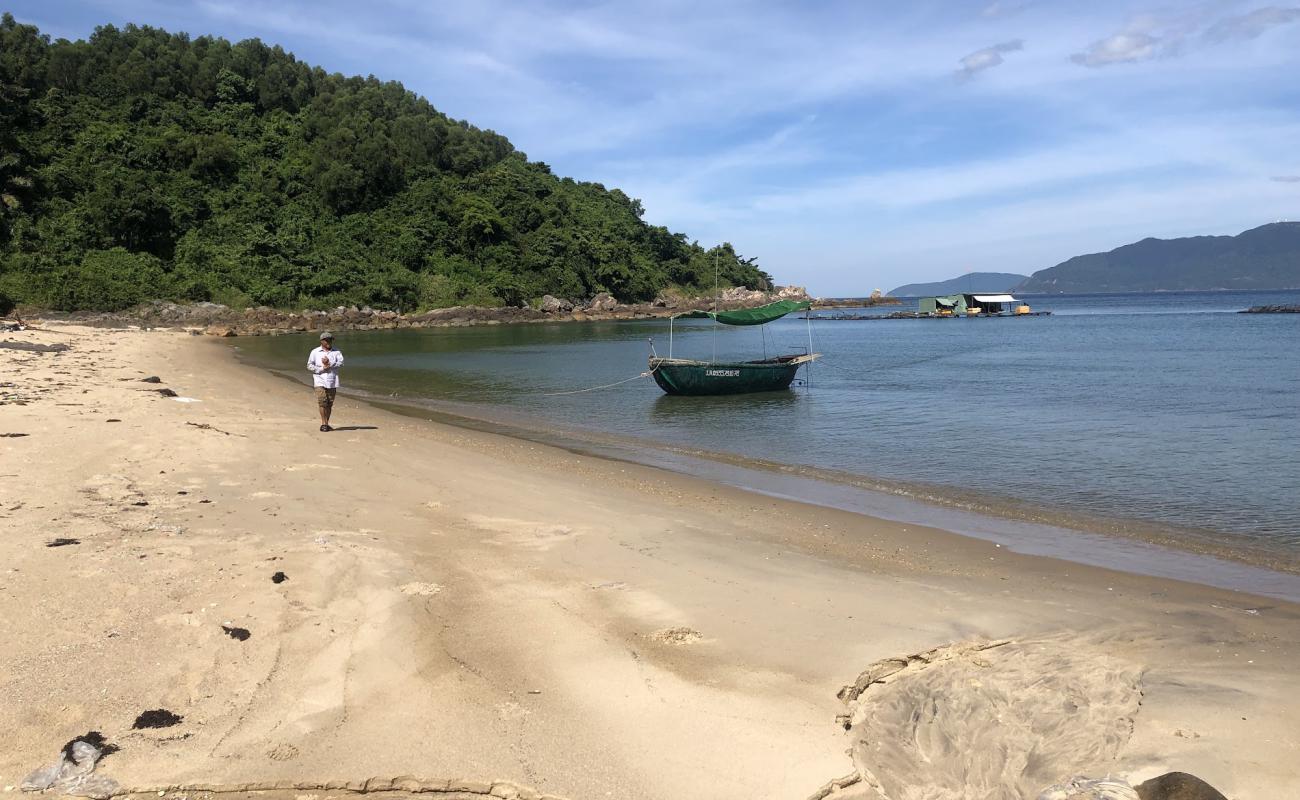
[673,299,812,326]
[650,299,819,395]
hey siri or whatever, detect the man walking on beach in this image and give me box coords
[308,332,343,432]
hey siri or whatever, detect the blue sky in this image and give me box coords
[10,1,1300,294]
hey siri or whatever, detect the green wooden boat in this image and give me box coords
[649,353,819,395]
[649,299,821,396]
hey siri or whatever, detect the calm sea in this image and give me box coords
[234,290,1300,583]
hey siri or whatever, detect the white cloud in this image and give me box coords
[956,40,1024,80]
[1204,6,1300,44]
[625,111,1300,292]
[1072,5,1300,68]
[981,1,1030,19]
[1071,31,1161,66]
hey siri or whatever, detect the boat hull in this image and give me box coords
[648,355,817,396]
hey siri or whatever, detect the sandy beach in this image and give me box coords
[2,324,1298,800]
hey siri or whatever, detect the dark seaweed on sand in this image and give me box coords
[132,709,183,729]
[221,625,251,641]
[272,571,287,583]
[46,538,80,547]
[61,731,118,760]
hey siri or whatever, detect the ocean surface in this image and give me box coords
[234,290,1300,580]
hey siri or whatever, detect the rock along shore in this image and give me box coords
[1239,304,1300,314]
[25,287,900,337]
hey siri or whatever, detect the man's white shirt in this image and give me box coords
[308,346,343,388]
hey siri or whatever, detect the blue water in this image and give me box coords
[234,290,1300,562]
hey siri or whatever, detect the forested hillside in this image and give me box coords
[1017,223,1300,293]
[0,15,770,311]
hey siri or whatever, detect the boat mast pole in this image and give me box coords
[711,250,719,364]
[805,309,814,389]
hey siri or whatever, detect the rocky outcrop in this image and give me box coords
[538,295,573,313]
[584,292,618,312]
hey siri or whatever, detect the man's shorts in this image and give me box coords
[315,387,337,409]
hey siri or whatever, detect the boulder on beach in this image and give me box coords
[1134,772,1228,800]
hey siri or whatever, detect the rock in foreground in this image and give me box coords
[1135,772,1228,800]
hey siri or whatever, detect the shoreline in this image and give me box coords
[24,294,899,339]
[245,357,1300,598]
[3,325,1299,799]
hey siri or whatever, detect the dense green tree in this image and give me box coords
[0,15,772,312]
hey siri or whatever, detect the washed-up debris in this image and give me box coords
[131,501,149,507]
[2,432,30,437]
[1038,777,1139,800]
[46,538,81,547]
[221,625,251,641]
[0,341,69,353]
[131,709,183,730]
[105,419,121,423]
[140,376,162,384]
[153,388,178,398]
[271,571,288,584]
[185,421,241,436]
[20,731,120,799]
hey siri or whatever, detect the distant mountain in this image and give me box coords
[1017,222,1300,293]
[891,272,1027,296]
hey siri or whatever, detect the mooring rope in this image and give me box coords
[540,364,659,396]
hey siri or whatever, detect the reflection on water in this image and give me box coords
[649,391,804,423]
[234,290,1300,559]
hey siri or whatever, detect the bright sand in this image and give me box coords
[1,325,1297,800]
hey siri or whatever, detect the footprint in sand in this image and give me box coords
[267,743,299,761]
[465,514,579,550]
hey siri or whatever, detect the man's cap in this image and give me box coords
[320,331,334,340]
